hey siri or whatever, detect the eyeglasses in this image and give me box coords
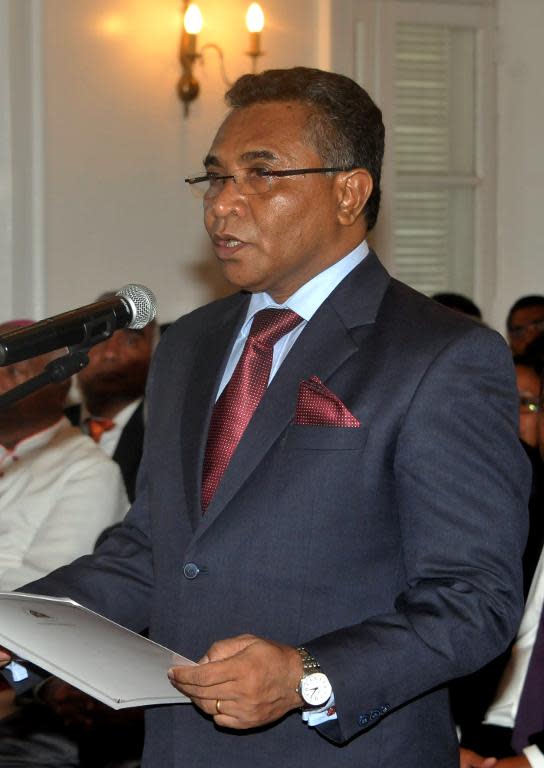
[184,166,351,198]
[508,318,544,339]
[519,394,540,414]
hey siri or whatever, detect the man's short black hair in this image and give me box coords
[507,295,544,330]
[225,67,385,231]
[432,292,482,320]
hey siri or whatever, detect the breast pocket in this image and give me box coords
[286,424,368,451]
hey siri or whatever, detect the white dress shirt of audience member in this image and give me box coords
[0,320,129,591]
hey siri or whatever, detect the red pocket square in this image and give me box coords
[294,376,360,427]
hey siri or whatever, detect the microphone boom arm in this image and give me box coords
[0,314,123,410]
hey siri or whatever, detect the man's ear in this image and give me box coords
[335,169,373,226]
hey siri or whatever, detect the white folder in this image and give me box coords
[0,592,194,709]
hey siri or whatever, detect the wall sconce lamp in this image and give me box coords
[246,3,265,73]
[177,1,266,117]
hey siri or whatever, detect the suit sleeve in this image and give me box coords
[305,326,530,744]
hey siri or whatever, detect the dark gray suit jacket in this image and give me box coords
[23,252,530,767]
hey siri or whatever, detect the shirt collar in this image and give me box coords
[80,397,143,431]
[242,240,369,335]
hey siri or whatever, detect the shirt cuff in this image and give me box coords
[524,745,544,768]
[5,661,28,682]
[301,693,337,726]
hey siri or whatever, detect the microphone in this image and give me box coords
[0,284,157,366]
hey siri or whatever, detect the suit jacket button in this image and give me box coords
[358,713,370,726]
[183,562,200,579]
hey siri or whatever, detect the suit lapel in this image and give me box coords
[194,251,391,537]
[180,295,249,530]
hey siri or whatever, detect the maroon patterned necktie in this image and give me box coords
[201,308,302,511]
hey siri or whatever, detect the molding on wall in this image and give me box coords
[0,0,45,324]
[0,0,14,320]
[29,0,45,320]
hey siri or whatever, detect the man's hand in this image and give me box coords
[167,634,304,730]
[0,648,11,668]
[494,759,531,767]
[460,747,498,768]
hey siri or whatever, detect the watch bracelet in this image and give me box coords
[296,646,322,676]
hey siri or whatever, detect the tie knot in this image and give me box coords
[248,308,302,348]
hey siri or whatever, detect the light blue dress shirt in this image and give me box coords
[217,240,369,399]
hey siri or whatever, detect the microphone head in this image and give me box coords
[116,284,157,329]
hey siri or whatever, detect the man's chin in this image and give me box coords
[217,262,265,295]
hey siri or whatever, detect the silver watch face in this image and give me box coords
[300,672,332,707]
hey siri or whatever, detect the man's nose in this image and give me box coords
[97,335,121,360]
[206,178,246,217]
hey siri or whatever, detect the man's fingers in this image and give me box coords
[168,654,244,689]
[206,634,258,662]
[168,672,239,705]
[168,663,231,689]
[460,749,498,768]
[189,694,261,730]
[0,646,12,665]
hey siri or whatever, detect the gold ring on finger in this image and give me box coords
[216,699,222,714]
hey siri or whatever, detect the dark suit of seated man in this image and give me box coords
[1,66,530,768]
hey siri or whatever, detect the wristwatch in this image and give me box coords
[296,647,332,708]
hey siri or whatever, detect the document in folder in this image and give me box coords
[0,592,195,709]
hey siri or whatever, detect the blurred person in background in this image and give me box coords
[432,292,483,321]
[539,373,544,463]
[0,319,129,768]
[515,356,542,451]
[0,320,128,590]
[455,358,544,768]
[66,296,157,503]
[459,542,544,768]
[507,296,544,356]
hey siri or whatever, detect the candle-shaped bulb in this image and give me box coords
[246,3,264,33]
[184,3,203,35]
[246,2,264,67]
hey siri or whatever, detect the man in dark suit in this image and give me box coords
[66,315,157,502]
[2,67,530,767]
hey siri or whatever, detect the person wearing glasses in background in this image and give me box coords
[516,355,544,587]
[507,296,544,356]
[452,354,544,768]
[1,67,529,768]
[539,380,544,463]
[516,357,543,452]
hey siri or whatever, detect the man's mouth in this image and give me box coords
[214,235,245,248]
[212,235,247,257]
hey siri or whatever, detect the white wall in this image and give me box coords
[491,0,544,332]
[2,0,544,330]
[41,0,322,323]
